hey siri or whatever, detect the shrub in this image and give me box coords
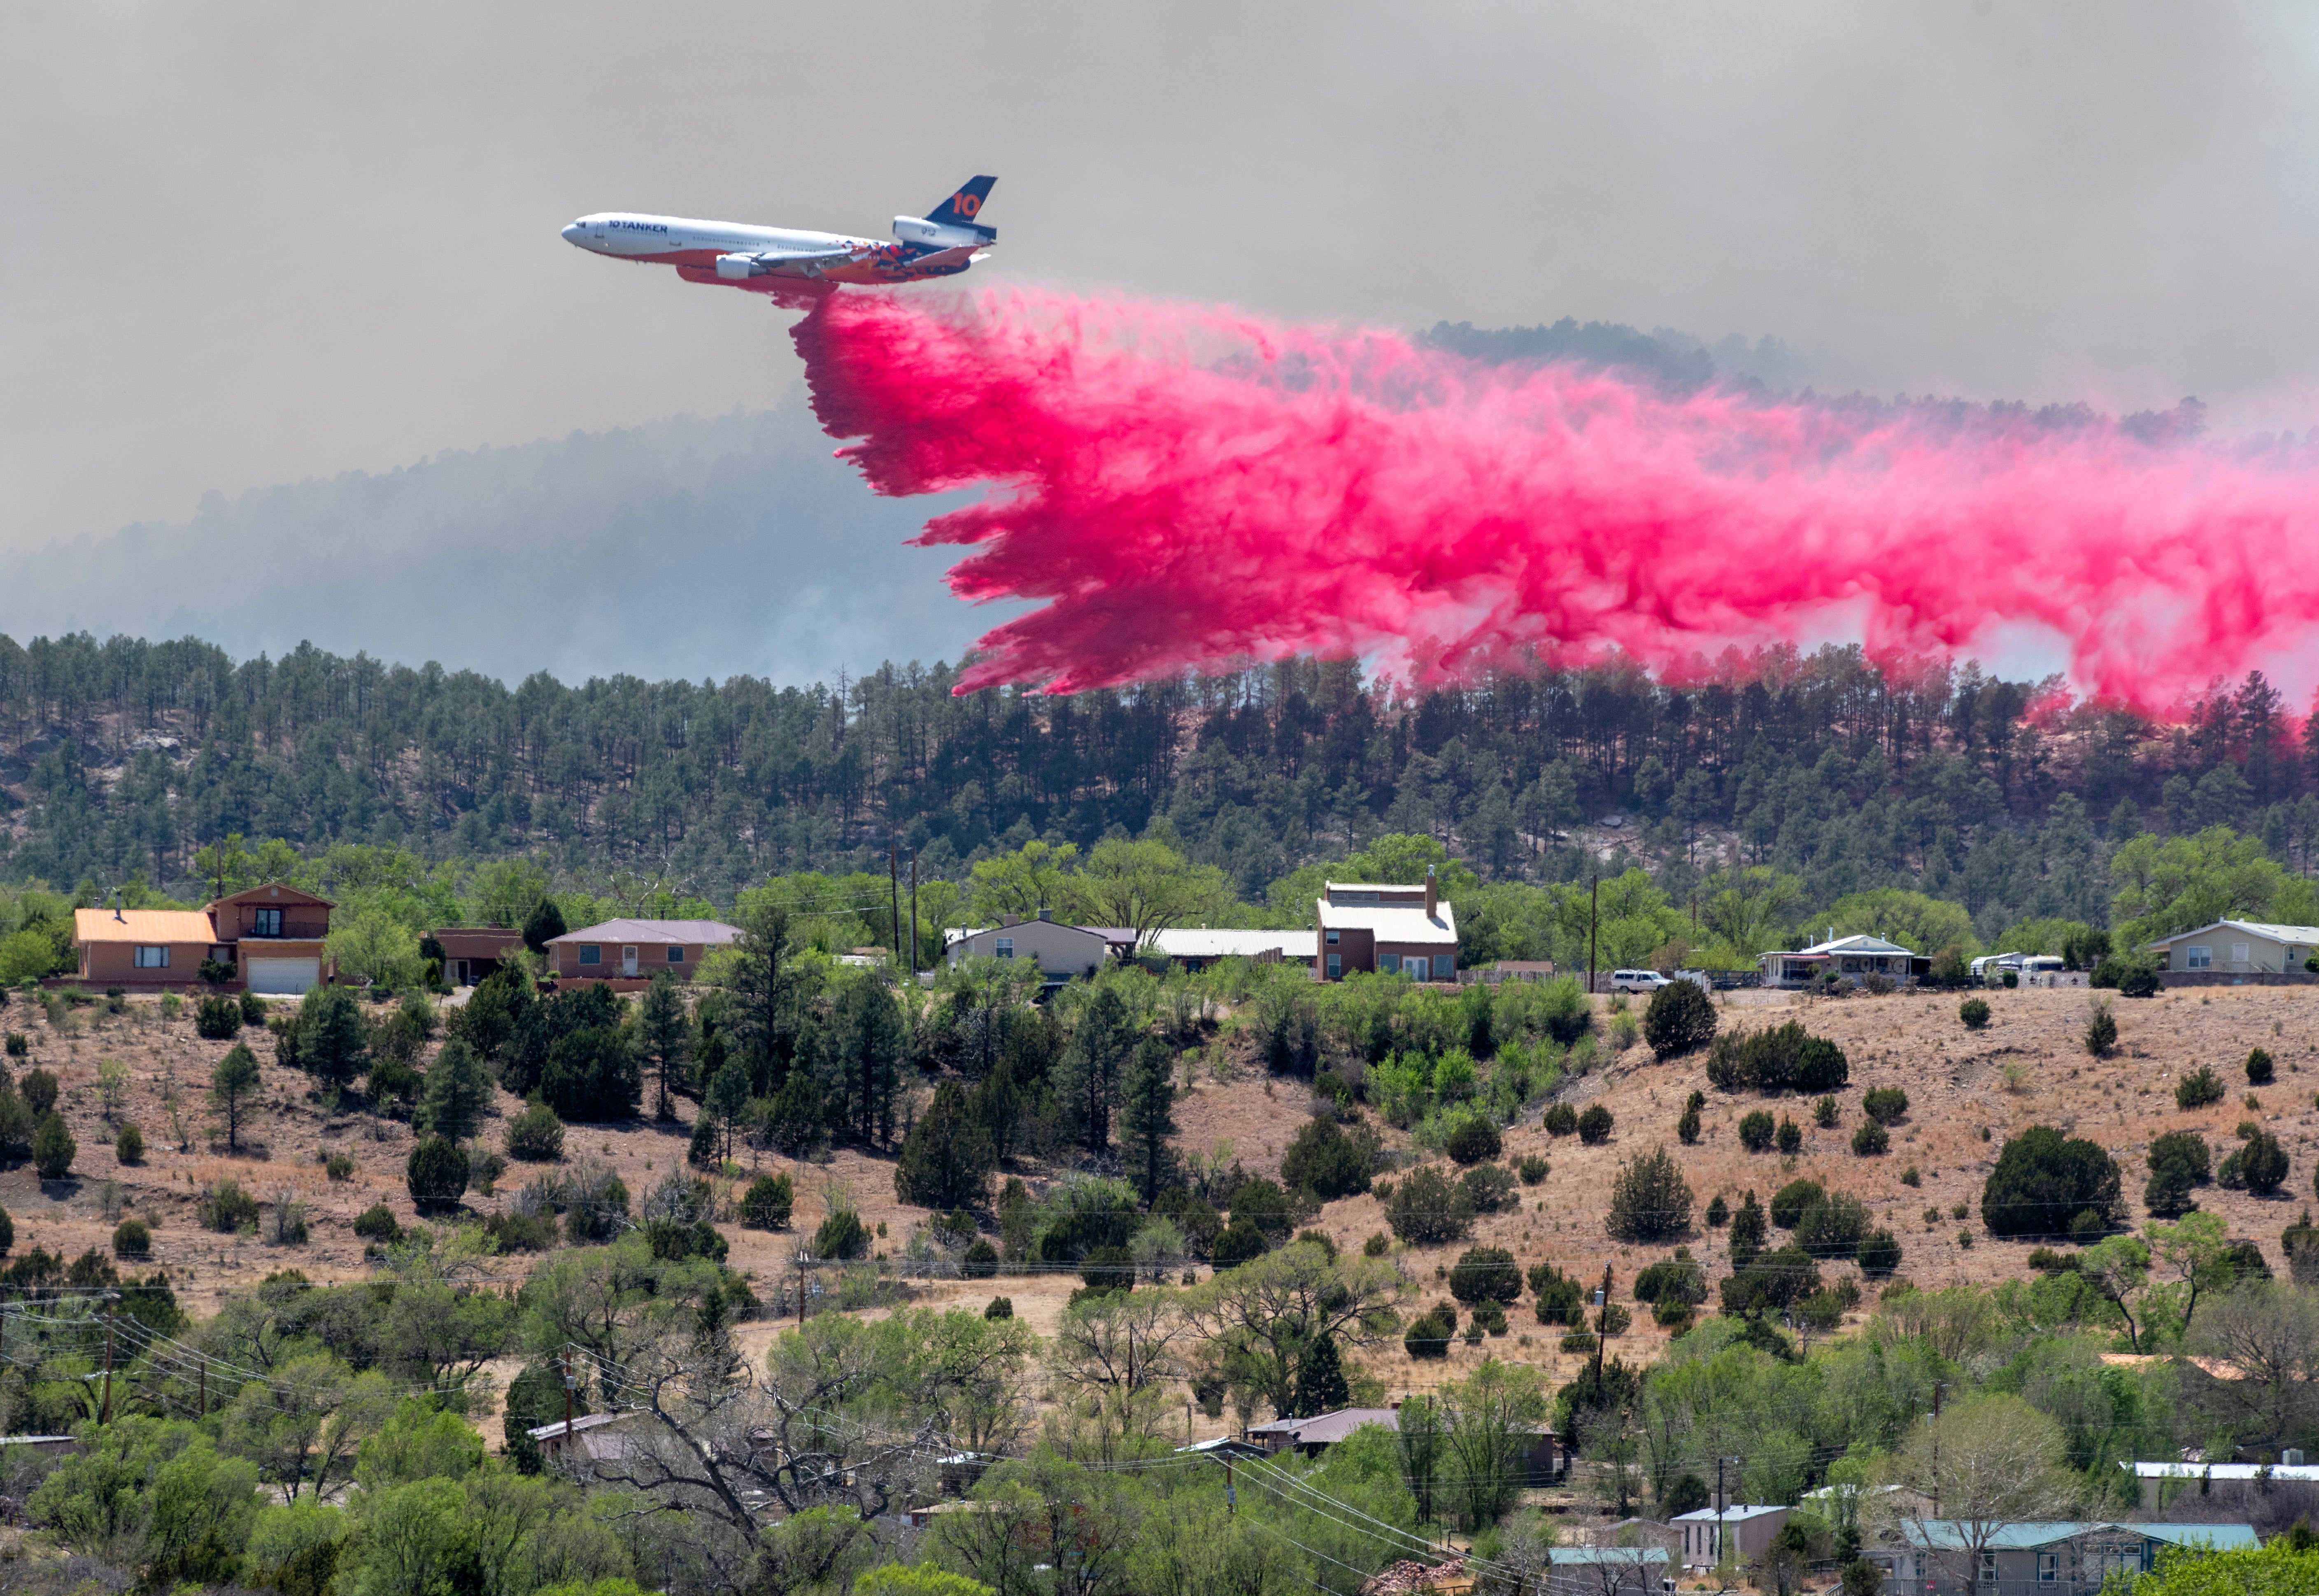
[200,1180,261,1232]
[352,1204,401,1243]
[20,1069,57,1117]
[2001,969,2018,989]
[1543,1103,1577,1137]
[268,1194,309,1246]
[1577,1104,1613,1144]
[1793,1192,1870,1260]
[962,1239,999,1278]
[1470,1298,1509,1336]
[1677,1091,1702,1145]
[1385,1164,1474,1245]
[740,1173,795,1229]
[483,1211,558,1253]
[1212,1217,1268,1268]
[1,1034,21,1058]
[2085,1000,2119,1058]
[1852,1121,1889,1156]
[2176,1067,2226,1109]
[0,1207,12,1255]
[1704,1194,1729,1227]
[1283,1114,1376,1196]
[1632,1247,1707,1306]
[1959,998,1991,1030]
[1605,1144,1693,1242]
[1738,1110,1775,1152]
[1403,1304,1455,1360]
[2068,1208,2109,1245]
[1901,1164,1921,1187]
[815,1207,869,1260]
[505,1103,566,1161]
[1982,1125,2124,1240]
[1794,1037,1850,1093]
[1517,1154,1550,1185]
[1448,1246,1523,1305]
[1643,979,1718,1059]
[1856,1228,1903,1277]
[1528,1262,1585,1324]
[1721,1242,1821,1317]
[2247,1048,2276,1086]
[324,1152,355,1182]
[1814,1095,1839,1128]
[405,1137,469,1211]
[468,1148,507,1197]
[1705,1020,1847,1095]
[31,1113,73,1179]
[1444,1116,1503,1167]
[194,995,242,1040]
[1863,1087,1909,1125]
[2145,1131,2212,1218]
[1775,1117,1802,1155]
[2117,963,2161,998]
[1728,1190,1768,1267]
[2228,1132,2291,1196]
[1770,1179,1825,1229]
[1462,1162,1520,1213]
[111,1218,151,1259]
[1363,1231,1390,1257]
[114,1123,144,1165]
[984,1297,1013,1320]
[239,990,268,1024]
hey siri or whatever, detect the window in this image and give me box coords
[1979,1552,1998,1584]
[1378,954,1400,975]
[2230,942,2249,964]
[251,907,283,937]
[1326,954,1342,978]
[1433,954,1454,979]
[2185,945,2212,969]
[1325,930,1340,945]
[666,945,684,962]
[578,946,600,966]
[134,945,169,969]
[994,938,1014,959]
[2037,1553,2059,1584]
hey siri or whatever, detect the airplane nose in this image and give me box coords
[561,222,584,246]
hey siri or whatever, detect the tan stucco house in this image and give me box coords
[2141,919,2319,975]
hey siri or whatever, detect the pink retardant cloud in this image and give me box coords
[790,286,2319,711]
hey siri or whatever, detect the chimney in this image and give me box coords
[1424,865,1438,919]
[1000,913,1020,928]
[1036,908,1052,923]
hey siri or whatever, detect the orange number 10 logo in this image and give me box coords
[955,193,981,217]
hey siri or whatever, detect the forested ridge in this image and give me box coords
[3,630,2319,944]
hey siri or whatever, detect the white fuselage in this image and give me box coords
[561,213,878,262]
[559,209,985,290]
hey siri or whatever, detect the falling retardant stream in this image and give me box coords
[790,285,2319,712]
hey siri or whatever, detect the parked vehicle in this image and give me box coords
[1610,968,1672,993]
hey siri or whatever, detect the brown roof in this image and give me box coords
[75,908,216,944]
[433,928,526,957]
[1247,1407,1401,1445]
[549,919,740,947]
[209,883,335,910]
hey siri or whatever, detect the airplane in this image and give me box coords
[559,176,997,299]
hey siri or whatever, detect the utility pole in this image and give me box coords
[1717,1454,1739,1575]
[99,1296,116,1424]
[198,1362,207,1418]
[1225,1456,1235,1516]
[889,834,902,966]
[563,1347,576,1449]
[1588,873,1600,995]
[1930,1381,1947,1518]
[1592,1266,1614,1386]
[797,1249,810,1326]
[909,847,919,976]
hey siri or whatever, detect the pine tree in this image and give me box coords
[1119,1038,1177,1201]
[703,1054,752,1166]
[638,972,691,1120]
[1292,1332,1351,1419]
[834,978,903,1145]
[1729,1189,1768,1270]
[210,1043,261,1154]
[416,1037,492,1142]
[894,1082,997,1210]
[298,984,368,1093]
[1058,986,1133,1155]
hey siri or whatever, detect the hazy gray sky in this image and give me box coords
[8,3,2319,671]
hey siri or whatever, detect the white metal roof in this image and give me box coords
[1672,1505,1789,1522]
[1152,928,1318,959]
[2140,919,2319,947]
[1315,900,1458,944]
[2123,1461,2319,1482]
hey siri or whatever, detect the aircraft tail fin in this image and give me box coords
[926,176,997,239]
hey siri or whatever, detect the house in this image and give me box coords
[72,907,226,989]
[1673,1504,1789,1569]
[2121,1459,2319,1516]
[526,1411,631,1467]
[1175,1434,1267,1462]
[1315,871,1458,982]
[1873,1521,2258,1596]
[1243,1406,1560,1482]
[431,927,526,988]
[75,883,338,994]
[547,919,739,984]
[1544,1547,1671,1596]
[946,913,1113,984]
[1148,927,1320,972]
[2140,919,2319,976]
[1757,934,1929,989]
[209,883,336,994]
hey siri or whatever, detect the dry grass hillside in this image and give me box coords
[1,981,2314,1417]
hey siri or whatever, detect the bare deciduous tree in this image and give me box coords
[1870,1394,2079,1591]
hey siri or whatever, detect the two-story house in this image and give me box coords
[72,882,335,994]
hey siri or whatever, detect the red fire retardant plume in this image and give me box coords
[791,286,2319,709]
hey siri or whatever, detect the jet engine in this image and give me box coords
[715,253,766,280]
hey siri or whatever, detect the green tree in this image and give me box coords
[522,898,568,954]
[636,972,690,1120]
[1063,837,1232,947]
[31,1112,73,1179]
[415,1038,492,1142]
[406,1138,468,1211]
[966,839,1080,920]
[1642,978,1716,1059]
[1118,1039,1176,1201]
[298,984,370,1093]
[700,1055,751,1166]
[211,1042,262,1154]
[722,900,797,1085]
[2110,825,2305,947]
[1824,888,1978,955]
[894,1082,997,1211]
[1057,986,1133,1155]
[833,977,904,1145]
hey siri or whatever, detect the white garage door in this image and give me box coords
[245,958,321,995]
